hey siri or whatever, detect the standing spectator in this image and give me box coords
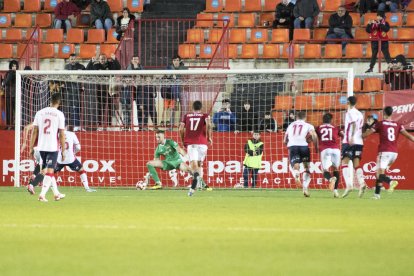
[63,54,85,131]
[2,60,18,130]
[116,8,136,41]
[359,0,379,15]
[72,0,91,10]
[365,11,391,73]
[282,110,295,131]
[54,0,81,32]
[326,6,353,53]
[212,99,236,132]
[293,0,320,29]
[258,112,277,132]
[274,0,295,39]
[402,0,412,10]
[235,100,258,133]
[122,56,143,129]
[384,55,414,90]
[378,0,400,12]
[141,77,158,129]
[90,0,113,32]
[243,131,264,188]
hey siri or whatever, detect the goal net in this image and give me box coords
[15,69,353,189]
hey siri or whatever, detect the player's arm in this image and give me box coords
[178,122,186,146]
[206,116,213,145]
[283,130,289,145]
[401,129,414,142]
[349,122,356,144]
[29,125,38,155]
[309,129,319,153]
[59,129,66,161]
[177,145,187,157]
[362,128,375,138]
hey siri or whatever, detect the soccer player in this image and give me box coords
[55,125,96,192]
[316,113,343,198]
[363,106,414,199]
[179,100,213,196]
[341,96,367,198]
[29,93,66,202]
[284,111,318,197]
[139,130,191,190]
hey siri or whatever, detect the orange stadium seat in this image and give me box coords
[0,44,13,58]
[0,14,11,27]
[349,13,360,26]
[262,44,280,58]
[363,13,377,26]
[57,44,75,59]
[303,44,321,58]
[264,0,279,11]
[14,14,32,27]
[5,29,23,40]
[343,78,362,92]
[238,13,256,27]
[271,29,289,43]
[407,44,414,58]
[250,29,268,43]
[323,0,342,11]
[405,13,414,26]
[259,12,275,26]
[303,79,322,93]
[345,44,364,58]
[396,28,414,39]
[282,43,300,58]
[79,44,97,59]
[244,0,262,11]
[106,29,119,43]
[106,0,123,12]
[44,29,64,43]
[2,0,21,12]
[320,13,332,27]
[330,111,344,126]
[363,78,382,92]
[228,44,238,59]
[196,13,214,28]
[35,14,52,28]
[186,29,204,43]
[205,0,223,12]
[334,95,348,110]
[323,78,343,92]
[16,43,27,58]
[323,44,342,58]
[241,44,258,58]
[407,0,414,10]
[66,28,85,43]
[373,93,384,109]
[86,29,105,43]
[218,13,235,27]
[272,111,284,126]
[274,95,293,110]
[356,94,372,109]
[127,0,144,13]
[389,43,405,57]
[43,0,59,12]
[354,28,370,40]
[178,44,196,59]
[39,44,55,58]
[388,13,402,27]
[207,29,224,43]
[365,43,373,58]
[314,95,333,110]
[23,0,41,12]
[307,112,323,126]
[294,95,313,110]
[229,29,246,43]
[224,0,242,12]
[199,44,217,59]
[293,29,311,42]
[313,28,327,40]
[100,44,118,57]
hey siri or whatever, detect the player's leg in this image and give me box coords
[70,159,95,192]
[301,147,311,197]
[146,159,164,189]
[289,147,301,185]
[27,163,43,194]
[38,152,58,202]
[243,166,250,188]
[374,152,398,199]
[341,144,353,198]
[331,149,341,198]
[386,154,399,192]
[187,145,204,195]
[321,149,333,190]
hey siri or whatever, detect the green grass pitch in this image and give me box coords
[0,187,413,276]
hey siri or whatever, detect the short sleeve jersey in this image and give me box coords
[58,131,80,164]
[33,107,65,152]
[285,120,315,147]
[343,107,364,145]
[155,139,181,161]
[316,124,341,151]
[181,112,209,146]
[374,120,404,153]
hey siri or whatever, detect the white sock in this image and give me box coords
[342,165,353,189]
[302,172,311,189]
[50,176,60,196]
[292,169,300,180]
[355,168,365,186]
[40,175,52,197]
[80,173,90,190]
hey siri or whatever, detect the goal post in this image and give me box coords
[15,68,354,189]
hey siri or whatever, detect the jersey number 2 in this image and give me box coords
[189,118,200,131]
[43,119,51,134]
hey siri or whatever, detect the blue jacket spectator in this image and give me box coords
[213,99,237,132]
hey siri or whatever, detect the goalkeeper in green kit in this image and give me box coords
[137,130,191,190]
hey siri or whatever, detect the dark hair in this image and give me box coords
[50,92,62,104]
[122,7,131,14]
[67,125,74,132]
[156,130,165,134]
[377,10,386,19]
[69,53,76,58]
[222,98,230,104]
[9,60,19,70]
[24,66,32,70]
[243,99,251,105]
[322,113,333,124]
[193,100,202,111]
[297,111,306,120]
[347,96,357,106]
[172,55,181,61]
[383,106,393,117]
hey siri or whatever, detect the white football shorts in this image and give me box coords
[377,152,398,170]
[320,148,341,170]
[187,144,208,162]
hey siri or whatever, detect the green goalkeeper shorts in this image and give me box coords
[162,159,182,171]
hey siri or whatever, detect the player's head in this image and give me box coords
[347,96,357,107]
[252,130,260,140]
[155,130,165,144]
[193,101,202,111]
[66,125,74,132]
[296,111,306,121]
[50,92,62,106]
[322,113,333,124]
[383,106,393,118]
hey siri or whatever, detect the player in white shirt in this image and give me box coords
[29,93,66,202]
[284,111,319,197]
[55,126,96,192]
[341,96,367,198]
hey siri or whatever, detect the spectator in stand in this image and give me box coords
[384,55,414,90]
[90,0,113,33]
[274,0,295,39]
[402,0,412,10]
[212,99,236,132]
[358,0,379,15]
[378,0,400,12]
[141,77,158,129]
[2,60,18,130]
[258,112,277,132]
[365,11,391,73]
[282,110,295,131]
[293,0,320,29]
[235,99,258,133]
[54,0,81,33]
[72,0,91,10]
[116,8,136,41]
[326,6,353,53]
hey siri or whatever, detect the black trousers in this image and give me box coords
[370,40,391,69]
[243,167,259,188]
[97,85,112,127]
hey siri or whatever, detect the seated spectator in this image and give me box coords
[384,55,414,90]
[258,112,277,132]
[358,0,379,15]
[212,99,236,132]
[378,0,400,12]
[91,0,113,32]
[293,0,320,29]
[54,0,81,32]
[402,0,412,10]
[274,0,295,29]
[116,8,136,41]
[235,100,258,133]
[282,110,295,131]
[326,6,353,53]
[72,0,91,10]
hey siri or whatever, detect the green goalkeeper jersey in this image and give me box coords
[154,139,182,161]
